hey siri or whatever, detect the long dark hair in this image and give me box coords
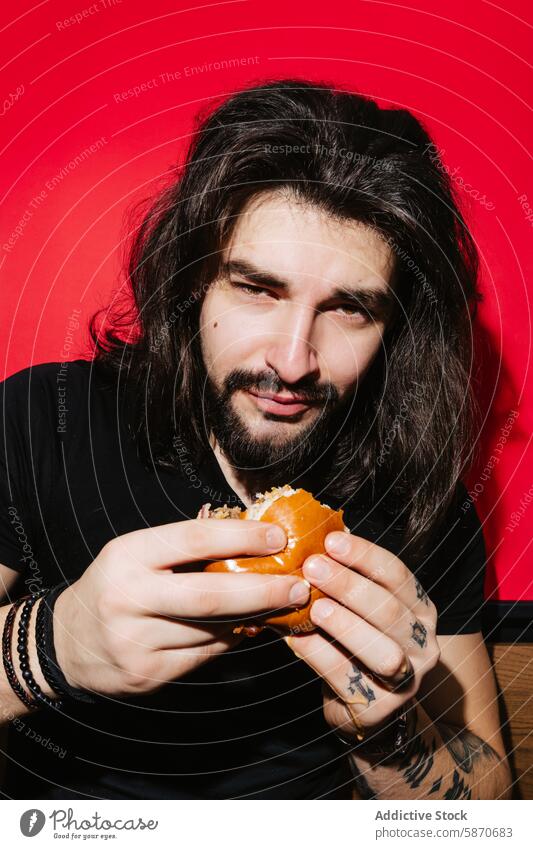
[90,78,482,560]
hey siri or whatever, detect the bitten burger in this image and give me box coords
[200,485,347,636]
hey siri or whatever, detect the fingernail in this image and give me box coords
[266,526,286,550]
[312,598,336,620]
[284,636,305,660]
[303,556,330,581]
[326,532,350,556]
[289,580,310,606]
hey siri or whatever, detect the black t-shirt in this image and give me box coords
[0,360,487,800]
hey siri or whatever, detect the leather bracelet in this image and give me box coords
[41,581,97,705]
[35,585,65,705]
[36,582,68,700]
[16,591,62,710]
[2,595,39,710]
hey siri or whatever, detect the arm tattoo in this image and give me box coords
[443,769,472,799]
[347,663,376,704]
[438,722,502,773]
[398,733,437,789]
[415,578,430,605]
[349,761,378,799]
[348,707,503,800]
[410,620,427,648]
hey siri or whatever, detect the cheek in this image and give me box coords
[320,326,384,388]
[200,299,260,376]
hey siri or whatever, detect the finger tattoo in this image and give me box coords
[347,663,376,705]
[410,620,428,649]
[415,577,430,606]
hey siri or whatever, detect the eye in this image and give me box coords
[231,280,272,297]
[332,303,372,322]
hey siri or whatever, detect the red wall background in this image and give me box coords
[1,0,531,602]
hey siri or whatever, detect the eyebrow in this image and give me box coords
[221,258,396,320]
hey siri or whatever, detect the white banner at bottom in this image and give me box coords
[1,799,531,849]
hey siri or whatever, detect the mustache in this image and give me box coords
[223,369,338,405]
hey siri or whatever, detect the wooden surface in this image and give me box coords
[487,642,533,800]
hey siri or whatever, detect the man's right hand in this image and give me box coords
[52,518,309,697]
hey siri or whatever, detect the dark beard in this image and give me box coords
[203,368,354,494]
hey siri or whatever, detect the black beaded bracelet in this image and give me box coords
[40,581,97,705]
[2,596,39,710]
[16,590,62,710]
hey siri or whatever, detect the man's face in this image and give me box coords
[199,191,396,479]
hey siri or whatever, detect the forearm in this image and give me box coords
[348,701,512,800]
[0,600,56,725]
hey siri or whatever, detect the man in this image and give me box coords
[0,79,511,799]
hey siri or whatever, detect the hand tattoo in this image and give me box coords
[410,620,428,649]
[347,663,376,705]
[415,577,430,605]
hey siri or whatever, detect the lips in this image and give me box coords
[246,389,314,416]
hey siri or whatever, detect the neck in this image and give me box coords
[210,436,254,507]
[209,432,327,506]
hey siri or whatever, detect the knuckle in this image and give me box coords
[187,520,209,552]
[345,580,368,610]
[94,587,119,624]
[264,577,287,612]
[121,668,153,694]
[104,621,131,661]
[384,596,403,624]
[100,537,119,565]
[379,650,405,678]
[396,563,412,591]
[192,586,221,618]
[236,521,272,552]
[428,599,438,622]
[386,558,408,589]
[120,652,160,694]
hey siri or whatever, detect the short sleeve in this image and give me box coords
[0,366,52,574]
[418,482,487,635]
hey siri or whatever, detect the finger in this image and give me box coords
[114,618,236,651]
[322,682,368,741]
[309,597,416,690]
[145,571,310,619]
[122,635,244,690]
[302,554,414,646]
[324,532,430,613]
[284,631,395,727]
[107,518,287,571]
[321,683,408,745]
[160,635,245,679]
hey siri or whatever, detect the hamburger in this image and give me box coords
[201,485,347,636]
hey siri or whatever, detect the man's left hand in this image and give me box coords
[286,531,440,742]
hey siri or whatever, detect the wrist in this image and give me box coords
[337,699,417,763]
[52,586,78,689]
[46,583,97,704]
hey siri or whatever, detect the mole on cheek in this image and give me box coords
[213,321,218,328]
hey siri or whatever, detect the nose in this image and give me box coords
[263,303,320,385]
